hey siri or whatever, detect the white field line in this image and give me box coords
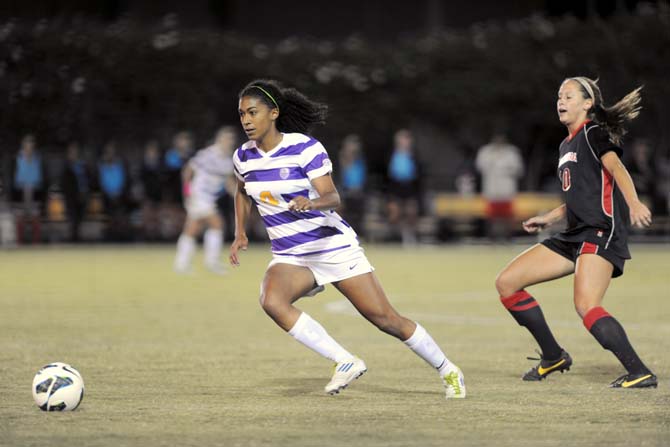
[324,297,669,331]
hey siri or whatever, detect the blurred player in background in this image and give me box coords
[495,77,656,388]
[174,126,236,274]
[229,79,465,398]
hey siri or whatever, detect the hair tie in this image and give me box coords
[251,85,279,112]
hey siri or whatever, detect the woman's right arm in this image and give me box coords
[522,204,566,234]
[229,178,251,266]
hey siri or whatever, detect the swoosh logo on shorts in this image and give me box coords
[349,264,358,270]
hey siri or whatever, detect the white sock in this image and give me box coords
[174,234,196,271]
[204,228,222,266]
[403,323,452,375]
[288,312,354,363]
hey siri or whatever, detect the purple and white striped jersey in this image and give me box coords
[233,133,359,257]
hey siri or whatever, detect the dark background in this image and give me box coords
[1,0,668,205]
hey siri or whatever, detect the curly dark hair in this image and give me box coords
[238,79,328,135]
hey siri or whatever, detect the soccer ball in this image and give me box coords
[32,362,85,411]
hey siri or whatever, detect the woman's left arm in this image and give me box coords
[601,151,652,228]
[288,174,341,212]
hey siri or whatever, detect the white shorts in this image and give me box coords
[267,246,375,286]
[185,197,217,220]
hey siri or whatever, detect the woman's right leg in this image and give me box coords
[261,263,356,364]
[495,243,575,378]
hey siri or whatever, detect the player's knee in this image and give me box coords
[573,300,594,319]
[495,270,517,298]
[259,291,288,318]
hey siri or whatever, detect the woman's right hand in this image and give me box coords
[229,234,249,266]
[522,215,550,234]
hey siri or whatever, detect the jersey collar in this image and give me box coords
[567,119,591,142]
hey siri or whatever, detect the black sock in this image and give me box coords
[583,307,650,375]
[501,290,562,360]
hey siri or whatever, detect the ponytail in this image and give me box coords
[239,79,328,134]
[595,87,642,146]
[567,77,642,146]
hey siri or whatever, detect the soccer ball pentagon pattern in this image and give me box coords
[32,362,85,411]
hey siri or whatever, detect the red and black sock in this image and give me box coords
[501,290,562,360]
[583,307,650,375]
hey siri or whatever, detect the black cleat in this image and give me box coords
[523,349,572,381]
[609,372,658,389]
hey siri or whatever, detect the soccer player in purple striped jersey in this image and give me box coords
[495,77,656,389]
[229,79,465,398]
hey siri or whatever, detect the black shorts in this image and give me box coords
[541,235,626,278]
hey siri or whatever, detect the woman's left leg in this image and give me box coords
[574,254,656,387]
[334,272,465,398]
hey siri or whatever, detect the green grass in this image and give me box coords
[0,244,668,447]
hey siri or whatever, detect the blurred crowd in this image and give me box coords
[2,125,669,246]
[1,5,669,245]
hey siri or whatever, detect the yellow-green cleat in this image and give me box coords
[442,366,466,399]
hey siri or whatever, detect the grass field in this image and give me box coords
[0,243,668,447]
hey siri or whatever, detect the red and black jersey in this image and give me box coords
[554,120,630,259]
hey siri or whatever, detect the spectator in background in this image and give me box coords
[98,141,129,241]
[475,132,524,241]
[60,142,90,242]
[387,128,422,245]
[140,139,163,240]
[164,131,194,203]
[338,134,367,237]
[13,134,43,243]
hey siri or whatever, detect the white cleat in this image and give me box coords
[324,357,367,395]
[442,365,466,399]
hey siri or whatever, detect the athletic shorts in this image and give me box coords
[267,246,375,286]
[541,235,626,278]
[185,197,217,220]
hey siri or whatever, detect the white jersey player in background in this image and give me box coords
[174,126,237,274]
[229,79,466,398]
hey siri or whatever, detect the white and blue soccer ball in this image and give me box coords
[32,362,85,411]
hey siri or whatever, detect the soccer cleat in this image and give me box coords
[324,357,367,395]
[609,372,658,389]
[442,365,466,399]
[523,349,572,381]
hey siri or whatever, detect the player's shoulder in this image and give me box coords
[283,132,321,147]
[234,141,259,162]
[583,122,610,142]
[280,133,325,156]
[584,122,622,157]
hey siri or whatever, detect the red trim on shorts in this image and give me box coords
[579,242,599,255]
[583,306,611,331]
[500,290,532,309]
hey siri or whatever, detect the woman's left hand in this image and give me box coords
[288,196,314,212]
[629,200,652,228]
